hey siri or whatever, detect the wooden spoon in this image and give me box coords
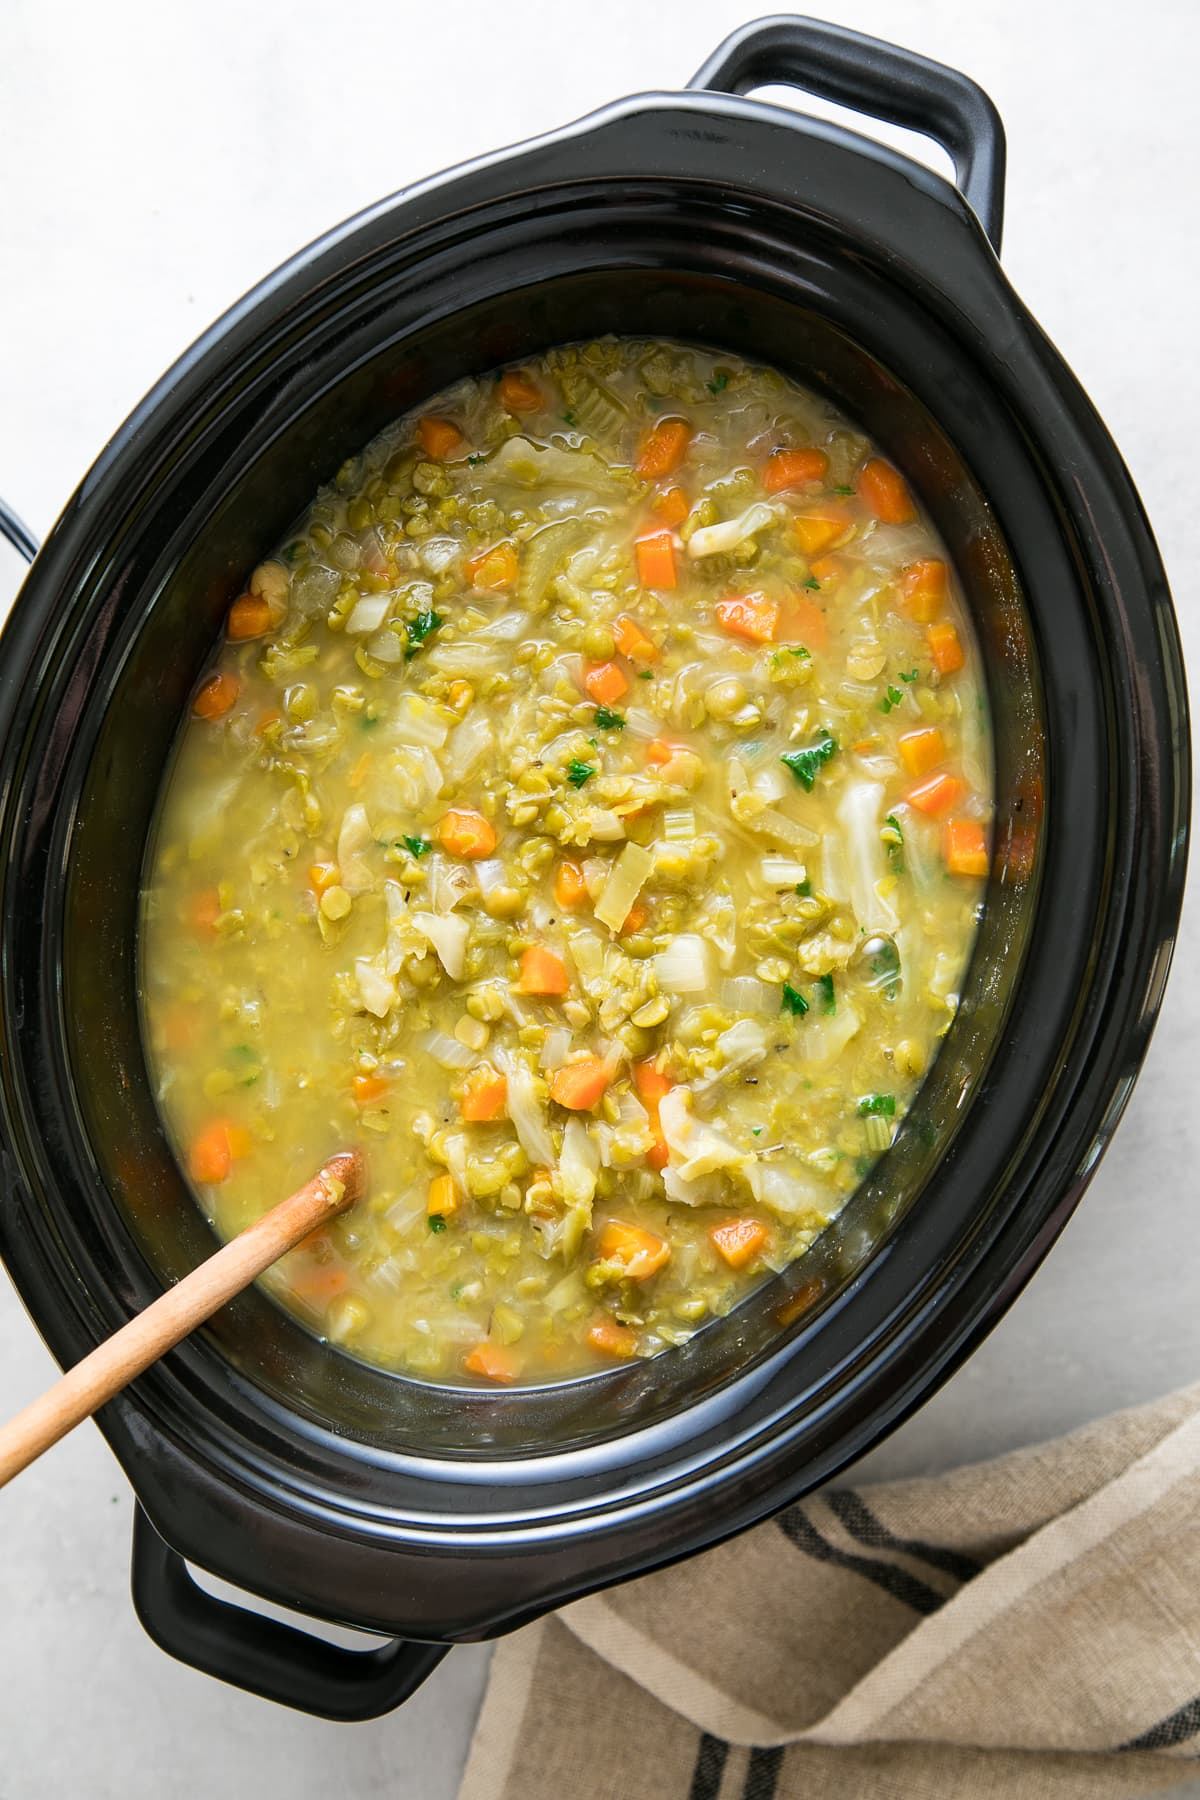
[0,1149,364,1489]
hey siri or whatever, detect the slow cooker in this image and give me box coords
[0,15,1188,1718]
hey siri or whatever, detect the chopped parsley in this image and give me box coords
[637,668,654,680]
[833,484,854,496]
[780,731,838,792]
[817,972,836,1015]
[403,835,431,858]
[566,758,596,788]
[706,369,730,394]
[751,1125,764,1136]
[466,453,485,467]
[561,410,576,426]
[360,713,380,730]
[802,575,821,591]
[594,706,626,731]
[404,609,443,657]
[795,879,812,897]
[772,645,811,667]
[781,981,809,1017]
[900,668,919,683]
[881,813,904,873]
[879,684,903,714]
[428,1214,448,1233]
[857,1093,897,1118]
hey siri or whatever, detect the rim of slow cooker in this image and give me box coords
[0,92,1186,1608]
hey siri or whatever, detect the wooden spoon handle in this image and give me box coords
[0,1149,364,1489]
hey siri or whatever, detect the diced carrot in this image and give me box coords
[498,370,543,413]
[945,817,990,878]
[348,750,371,790]
[791,501,853,556]
[636,418,691,480]
[461,1063,508,1121]
[898,727,945,778]
[633,1059,672,1106]
[417,416,463,460]
[646,1127,669,1171]
[428,1173,458,1218]
[762,447,829,494]
[715,593,779,644]
[710,1217,770,1270]
[926,620,965,674]
[621,900,649,936]
[189,887,221,935]
[901,558,947,623]
[226,593,272,640]
[780,594,829,651]
[192,672,239,720]
[308,861,339,894]
[653,485,689,527]
[554,860,587,909]
[586,1317,639,1359]
[516,947,570,996]
[583,660,630,707]
[595,1219,671,1281]
[353,1071,390,1105]
[907,771,963,816]
[465,540,519,591]
[438,808,497,859]
[464,1342,519,1383]
[856,457,915,524]
[645,738,682,767]
[187,1120,247,1186]
[549,1057,611,1111]
[808,555,843,588]
[635,529,677,591]
[290,1264,349,1302]
[612,614,659,664]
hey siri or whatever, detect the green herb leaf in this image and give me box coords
[795,879,812,897]
[788,645,811,659]
[781,981,809,1017]
[637,669,654,680]
[466,453,485,467]
[802,575,821,592]
[706,370,730,395]
[833,484,854,496]
[817,972,836,1015]
[428,1214,448,1233]
[403,835,431,858]
[900,668,919,683]
[404,609,443,658]
[879,684,903,714]
[594,706,626,731]
[857,1093,896,1117]
[751,1125,764,1136]
[566,758,596,788]
[881,813,905,873]
[780,732,838,792]
[562,410,576,426]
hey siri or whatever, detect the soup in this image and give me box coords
[141,337,991,1384]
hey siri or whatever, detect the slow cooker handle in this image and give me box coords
[688,14,1006,252]
[131,1506,449,1720]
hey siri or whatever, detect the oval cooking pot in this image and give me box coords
[0,16,1188,1720]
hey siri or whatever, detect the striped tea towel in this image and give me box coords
[458,1384,1200,1800]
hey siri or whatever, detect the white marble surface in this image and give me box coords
[1,0,1197,1793]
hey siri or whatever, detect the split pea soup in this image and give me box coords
[141,336,991,1386]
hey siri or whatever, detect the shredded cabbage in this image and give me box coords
[337,804,375,893]
[391,692,450,750]
[594,840,653,932]
[658,1087,754,1185]
[559,1117,599,1210]
[411,911,469,979]
[495,1050,555,1165]
[686,501,780,558]
[354,957,396,1017]
[838,779,900,934]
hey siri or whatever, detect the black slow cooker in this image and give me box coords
[0,16,1188,1719]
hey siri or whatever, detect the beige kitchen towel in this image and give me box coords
[459,1384,1200,1800]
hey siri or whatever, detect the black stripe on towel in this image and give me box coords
[743,1745,785,1800]
[1120,1693,1200,1752]
[777,1506,945,1615]
[688,1732,730,1800]
[827,1489,984,1583]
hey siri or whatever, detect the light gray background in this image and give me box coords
[1,1,1196,1794]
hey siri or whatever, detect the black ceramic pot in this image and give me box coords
[0,16,1188,1720]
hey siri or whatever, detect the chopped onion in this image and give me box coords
[540,1027,572,1071]
[417,1029,476,1071]
[354,958,395,1018]
[392,693,450,749]
[472,858,506,896]
[337,804,375,893]
[443,709,492,787]
[658,1087,751,1182]
[653,933,710,995]
[426,639,503,677]
[752,764,789,805]
[411,911,469,979]
[621,707,663,740]
[427,857,475,914]
[761,855,807,887]
[367,627,405,663]
[594,840,654,932]
[720,975,775,1013]
[477,611,532,642]
[495,1050,555,1165]
[797,1003,862,1067]
[747,1160,831,1219]
[345,593,391,635]
[586,809,627,843]
[417,536,460,575]
[686,501,779,559]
